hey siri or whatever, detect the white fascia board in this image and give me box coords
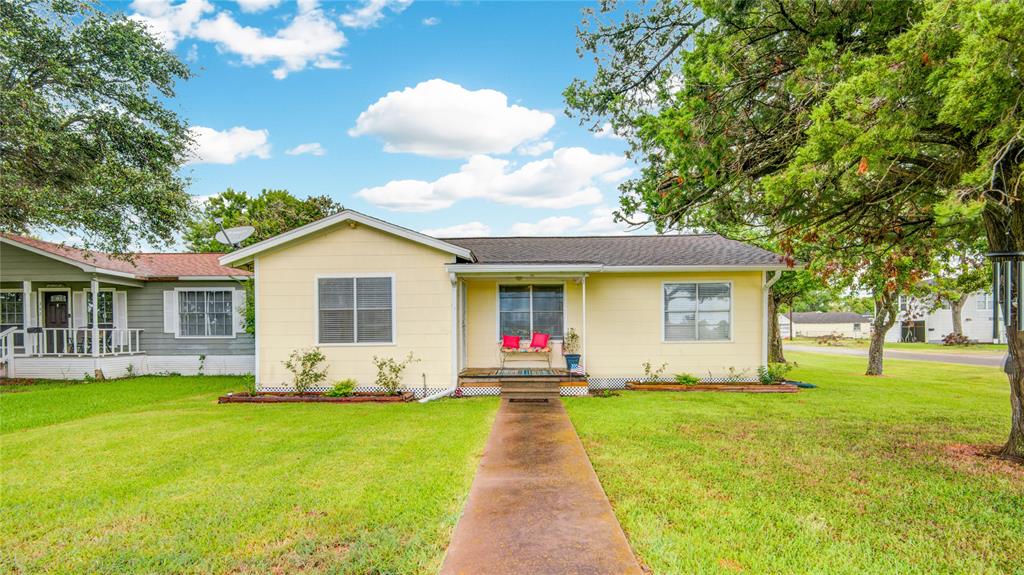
[601,264,802,272]
[446,264,603,274]
[219,210,473,266]
[173,275,252,281]
[0,237,139,279]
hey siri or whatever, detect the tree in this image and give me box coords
[565,0,945,376]
[183,189,344,253]
[1,0,193,254]
[926,237,989,339]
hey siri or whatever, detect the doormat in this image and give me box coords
[496,369,557,376]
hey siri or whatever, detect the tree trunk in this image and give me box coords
[867,290,898,376]
[768,292,785,363]
[982,202,1024,461]
[950,293,967,337]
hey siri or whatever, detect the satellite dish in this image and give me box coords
[215,225,255,248]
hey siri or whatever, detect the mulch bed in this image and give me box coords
[625,382,799,393]
[218,391,415,404]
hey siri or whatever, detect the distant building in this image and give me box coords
[780,312,869,339]
[885,291,1000,343]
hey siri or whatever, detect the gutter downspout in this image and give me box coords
[422,272,460,403]
[762,270,783,366]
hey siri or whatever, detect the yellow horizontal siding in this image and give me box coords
[256,224,454,389]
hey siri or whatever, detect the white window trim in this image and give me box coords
[314,274,397,347]
[661,280,734,344]
[173,287,237,339]
[494,282,568,342]
[0,288,26,326]
[81,287,116,327]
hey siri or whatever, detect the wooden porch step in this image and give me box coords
[500,380,560,400]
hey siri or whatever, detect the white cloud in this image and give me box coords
[187,126,271,164]
[422,16,440,26]
[422,221,491,237]
[349,79,556,158]
[516,140,554,157]
[600,167,634,183]
[594,122,624,140]
[340,0,413,29]
[286,142,326,156]
[185,43,199,62]
[191,2,346,79]
[235,0,281,12]
[510,216,581,236]
[356,147,626,212]
[509,207,650,237]
[129,0,213,48]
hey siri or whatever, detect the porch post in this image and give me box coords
[90,278,99,357]
[450,272,458,389]
[581,274,587,372]
[22,280,31,354]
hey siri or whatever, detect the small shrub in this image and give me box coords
[674,373,700,385]
[241,374,257,395]
[198,354,206,376]
[757,362,792,385]
[124,364,136,378]
[283,347,328,394]
[594,389,619,398]
[942,332,972,346]
[324,379,356,397]
[641,360,668,382]
[372,352,420,395]
[721,366,749,384]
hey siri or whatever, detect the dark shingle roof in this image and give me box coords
[787,312,868,324]
[443,234,787,267]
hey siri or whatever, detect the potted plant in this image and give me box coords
[562,328,582,371]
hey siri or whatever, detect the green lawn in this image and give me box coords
[1,377,498,574]
[566,352,1024,575]
[788,336,1007,354]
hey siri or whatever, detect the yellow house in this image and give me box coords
[220,210,793,398]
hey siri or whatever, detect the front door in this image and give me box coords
[43,292,69,353]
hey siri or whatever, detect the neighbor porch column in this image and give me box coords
[90,278,99,357]
[22,280,31,354]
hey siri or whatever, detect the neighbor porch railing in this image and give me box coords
[0,327,16,373]
[19,328,144,357]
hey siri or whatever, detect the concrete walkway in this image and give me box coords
[440,399,643,575]
[786,344,1004,368]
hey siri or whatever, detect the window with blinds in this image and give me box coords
[664,282,731,341]
[498,285,564,339]
[318,277,393,344]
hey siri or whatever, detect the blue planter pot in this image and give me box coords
[564,353,582,371]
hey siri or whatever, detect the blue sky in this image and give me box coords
[115,0,651,244]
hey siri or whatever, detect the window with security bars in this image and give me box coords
[318,277,393,344]
[178,290,233,337]
[498,285,564,339]
[664,282,731,341]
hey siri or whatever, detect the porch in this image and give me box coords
[457,367,589,398]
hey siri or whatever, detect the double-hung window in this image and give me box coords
[978,292,994,310]
[318,276,394,344]
[179,289,233,337]
[663,282,732,341]
[498,285,564,339]
[86,291,115,329]
[0,292,24,348]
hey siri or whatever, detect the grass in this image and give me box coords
[565,352,1024,575]
[1,377,498,574]
[787,336,1007,354]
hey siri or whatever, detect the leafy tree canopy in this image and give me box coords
[1,0,194,254]
[184,188,344,253]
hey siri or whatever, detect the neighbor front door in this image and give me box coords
[43,292,69,353]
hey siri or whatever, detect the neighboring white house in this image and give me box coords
[885,291,1000,343]
[780,312,869,339]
